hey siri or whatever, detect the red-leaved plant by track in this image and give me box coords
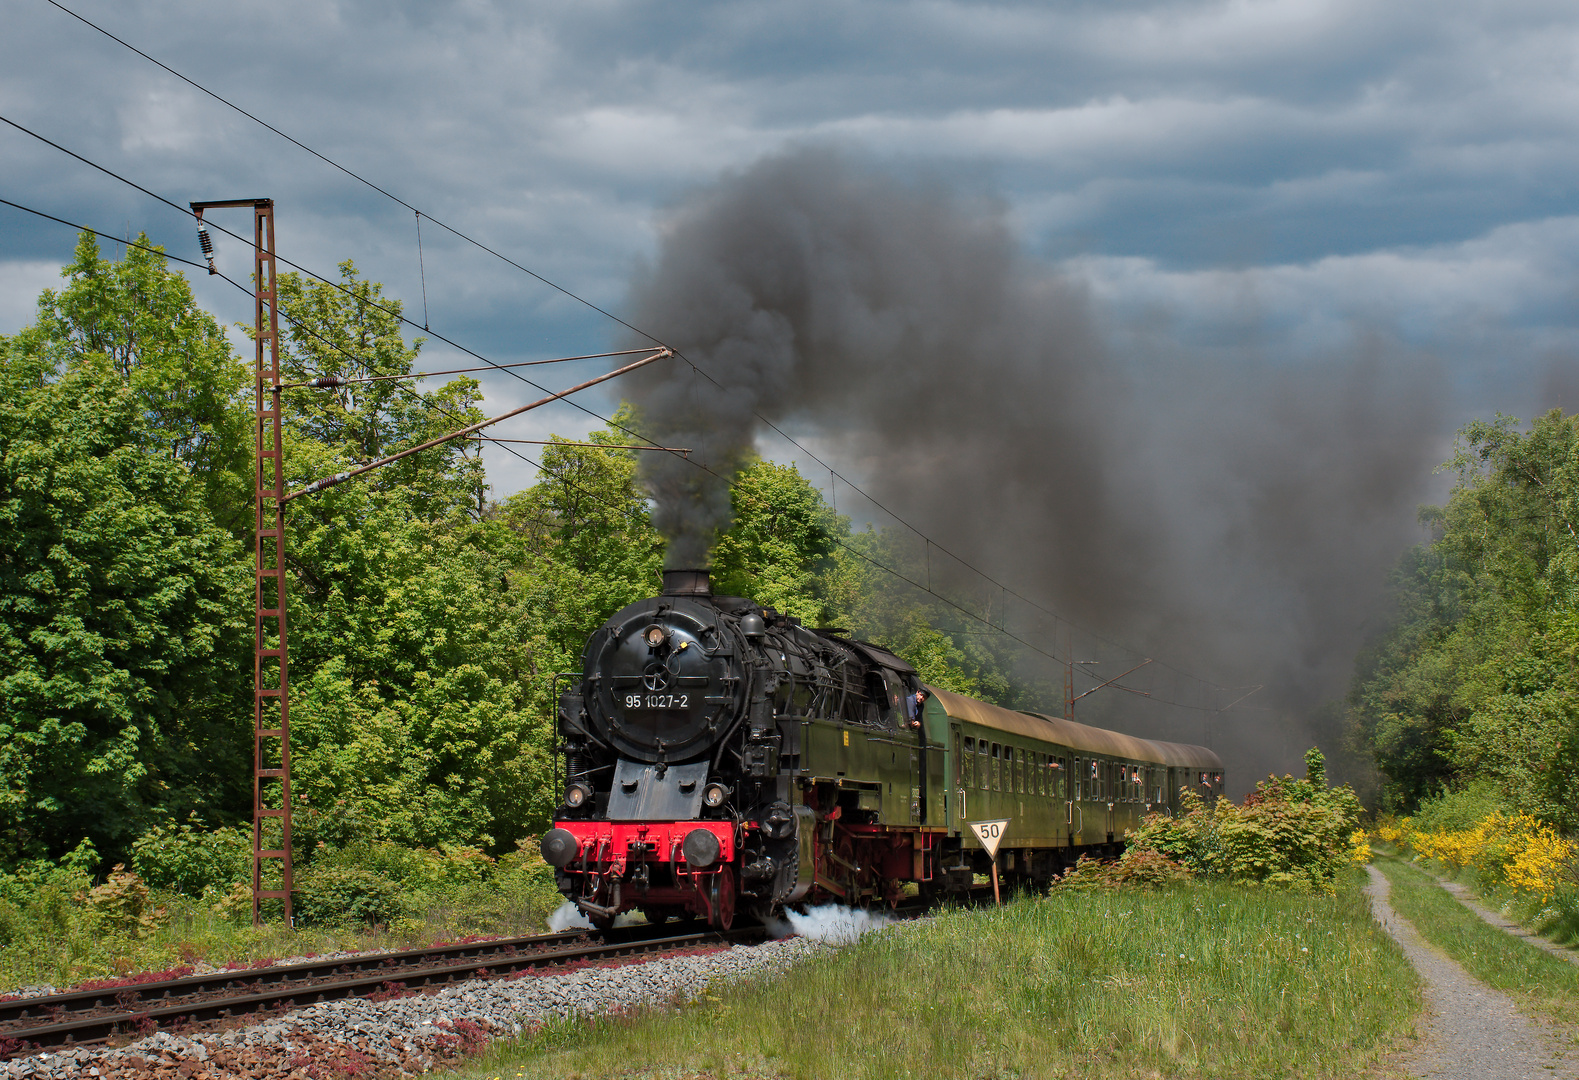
[72,965,196,993]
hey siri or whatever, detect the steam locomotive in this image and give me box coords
[540,569,1223,928]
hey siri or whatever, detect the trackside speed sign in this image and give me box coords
[967,819,1012,859]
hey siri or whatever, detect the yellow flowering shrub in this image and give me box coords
[1403,811,1575,900]
[1502,816,1573,899]
[1349,830,1373,864]
[1373,816,1409,845]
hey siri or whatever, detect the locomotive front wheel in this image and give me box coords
[641,905,683,925]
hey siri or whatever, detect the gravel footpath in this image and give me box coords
[0,935,832,1080]
[1365,865,1577,1079]
[1433,878,1579,969]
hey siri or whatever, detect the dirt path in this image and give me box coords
[1365,865,1576,1079]
[1432,877,1579,968]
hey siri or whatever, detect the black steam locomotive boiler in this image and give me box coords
[540,569,1223,928]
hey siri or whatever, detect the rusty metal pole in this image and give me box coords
[249,200,292,927]
[195,197,293,925]
[260,202,293,925]
[191,196,293,926]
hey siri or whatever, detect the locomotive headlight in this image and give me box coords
[643,624,668,648]
[703,782,730,808]
[564,783,591,809]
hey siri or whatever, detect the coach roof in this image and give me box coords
[927,687,1222,769]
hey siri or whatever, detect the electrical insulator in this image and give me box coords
[195,222,217,275]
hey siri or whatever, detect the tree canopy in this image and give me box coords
[1348,410,1579,827]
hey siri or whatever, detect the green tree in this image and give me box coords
[284,486,542,849]
[0,349,250,862]
[499,417,665,658]
[276,261,486,519]
[711,460,842,622]
[5,233,251,536]
[1349,410,1579,826]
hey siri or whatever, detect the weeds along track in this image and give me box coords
[0,922,766,1058]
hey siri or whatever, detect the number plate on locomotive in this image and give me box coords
[624,693,691,709]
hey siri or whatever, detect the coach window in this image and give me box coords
[1014,748,1023,793]
[978,740,989,789]
[991,744,1001,790]
[1037,754,1046,796]
[1055,758,1065,798]
[960,736,971,786]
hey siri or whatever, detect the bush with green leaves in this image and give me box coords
[293,866,405,929]
[1052,847,1193,891]
[130,817,251,898]
[284,838,558,930]
[0,840,99,949]
[1410,780,1510,835]
[1127,749,1364,893]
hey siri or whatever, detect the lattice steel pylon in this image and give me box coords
[193,197,292,926]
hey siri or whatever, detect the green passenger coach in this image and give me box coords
[918,688,1223,891]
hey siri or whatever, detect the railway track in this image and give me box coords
[0,921,763,1058]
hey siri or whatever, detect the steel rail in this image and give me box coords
[0,925,762,1057]
[0,929,599,1025]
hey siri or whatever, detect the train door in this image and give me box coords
[1069,756,1083,844]
[953,726,967,831]
[1103,761,1115,841]
[1064,757,1072,841]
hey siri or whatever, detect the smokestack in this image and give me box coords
[662,568,712,597]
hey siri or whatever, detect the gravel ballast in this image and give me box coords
[0,935,833,1080]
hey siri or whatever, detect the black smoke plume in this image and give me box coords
[624,146,1445,788]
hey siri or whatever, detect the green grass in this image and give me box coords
[0,882,562,993]
[450,877,1418,1080]
[1373,855,1579,1025]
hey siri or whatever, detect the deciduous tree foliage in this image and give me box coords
[0,236,252,862]
[1350,411,1579,827]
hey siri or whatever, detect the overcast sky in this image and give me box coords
[4,1,1579,752]
[5,1,1576,476]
